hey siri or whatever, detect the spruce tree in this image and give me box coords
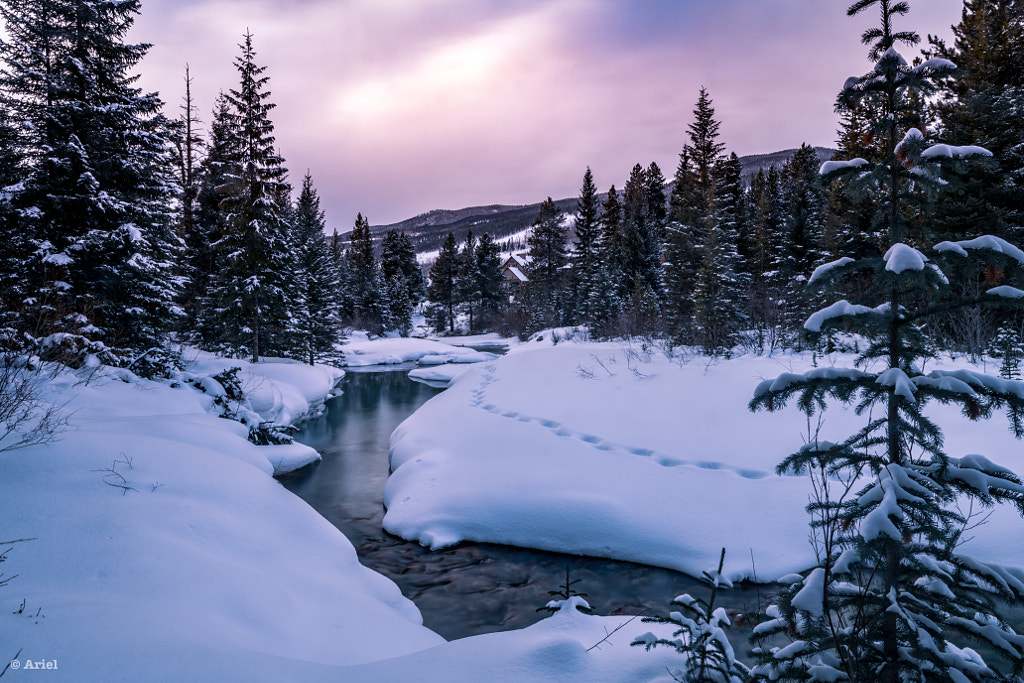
[346,212,387,332]
[691,156,746,355]
[750,2,1024,680]
[290,172,343,364]
[380,229,423,335]
[525,198,568,327]
[599,185,625,301]
[664,148,704,344]
[926,0,1024,239]
[427,232,459,333]
[570,167,602,327]
[0,0,183,359]
[475,232,505,328]
[380,229,426,306]
[457,230,479,333]
[208,31,291,361]
[620,163,662,313]
[191,94,236,340]
[778,144,827,339]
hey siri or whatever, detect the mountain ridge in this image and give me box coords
[366,147,837,254]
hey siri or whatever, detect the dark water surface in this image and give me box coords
[282,368,769,642]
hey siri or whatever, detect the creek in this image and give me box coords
[282,365,768,642]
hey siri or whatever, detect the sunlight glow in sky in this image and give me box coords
[129,0,964,229]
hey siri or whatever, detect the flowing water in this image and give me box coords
[281,366,769,642]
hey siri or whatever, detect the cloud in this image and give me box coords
[131,0,964,228]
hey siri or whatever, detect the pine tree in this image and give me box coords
[380,229,424,335]
[570,167,601,326]
[208,31,293,362]
[750,3,1024,680]
[191,94,236,340]
[290,172,343,364]
[620,163,662,312]
[992,326,1024,381]
[688,87,726,221]
[457,230,479,333]
[926,0,1024,239]
[663,148,703,344]
[525,198,568,327]
[380,230,426,306]
[346,212,387,332]
[778,144,827,339]
[427,232,459,333]
[599,185,625,300]
[475,232,505,328]
[691,157,746,355]
[0,0,183,360]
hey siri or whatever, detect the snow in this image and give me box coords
[895,127,925,156]
[0,354,452,681]
[341,337,498,367]
[408,364,473,387]
[940,235,1024,266]
[384,340,1024,583]
[41,252,73,266]
[819,158,867,175]
[791,568,826,617]
[884,242,927,274]
[2,347,697,681]
[808,257,855,284]
[914,57,957,73]
[921,143,992,159]
[340,603,682,682]
[804,300,886,332]
[988,286,1024,299]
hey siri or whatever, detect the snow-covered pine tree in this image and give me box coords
[427,232,459,333]
[620,163,662,311]
[598,184,625,316]
[290,172,342,364]
[380,229,426,308]
[778,144,827,342]
[0,0,184,360]
[745,166,790,351]
[633,548,750,683]
[992,326,1024,381]
[380,229,423,336]
[570,167,601,327]
[926,0,1024,240]
[345,212,387,333]
[191,94,236,341]
[691,156,746,355]
[456,230,479,333]
[208,31,292,362]
[749,2,1024,681]
[525,197,568,328]
[475,232,505,329]
[0,92,26,338]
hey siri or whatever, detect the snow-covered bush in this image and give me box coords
[632,549,749,683]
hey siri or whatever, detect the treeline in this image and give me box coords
[0,2,428,368]
[0,0,1020,370]
[450,0,1024,355]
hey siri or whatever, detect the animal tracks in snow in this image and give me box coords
[468,363,774,480]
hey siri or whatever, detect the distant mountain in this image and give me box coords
[367,147,837,256]
[738,147,837,179]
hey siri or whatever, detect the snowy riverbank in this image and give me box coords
[385,339,1024,582]
[1,344,688,681]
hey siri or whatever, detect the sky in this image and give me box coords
[128,0,965,230]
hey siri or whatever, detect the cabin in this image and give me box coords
[501,254,529,299]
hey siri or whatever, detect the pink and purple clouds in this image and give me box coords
[130,0,962,228]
